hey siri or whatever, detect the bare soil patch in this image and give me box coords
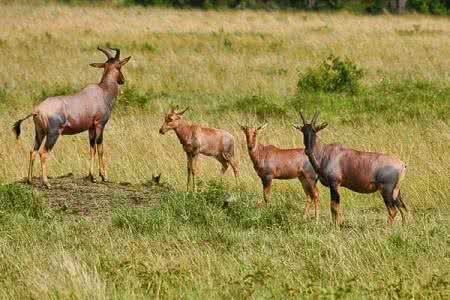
[16,173,173,216]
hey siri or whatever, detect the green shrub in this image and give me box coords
[366,0,388,14]
[218,95,288,119]
[409,0,449,14]
[297,55,363,94]
[0,184,47,218]
[290,80,450,124]
[118,85,154,107]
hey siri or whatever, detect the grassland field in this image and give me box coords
[0,3,449,299]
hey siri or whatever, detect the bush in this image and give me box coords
[290,80,450,124]
[218,95,288,119]
[366,0,388,14]
[409,0,449,14]
[297,55,363,94]
[118,85,154,107]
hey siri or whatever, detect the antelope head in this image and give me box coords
[238,123,268,151]
[293,111,328,154]
[90,46,131,85]
[159,106,190,134]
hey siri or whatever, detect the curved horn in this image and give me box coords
[97,46,113,59]
[257,123,268,131]
[109,47,120,59]
[178,106,190,115]
[299,111,306,125]
[311,111,320,126]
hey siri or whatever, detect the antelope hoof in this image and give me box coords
[88,174,97,183]
[256,202,265,208]
[27,178,33,185]
[43,181,51,189]
[100,174,107,182]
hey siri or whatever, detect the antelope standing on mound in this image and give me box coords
[13,47,131,187]
[293,112,407,226]
[159,107,239,191]
[240,124,320,217]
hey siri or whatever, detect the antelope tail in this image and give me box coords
[12,113,33,139]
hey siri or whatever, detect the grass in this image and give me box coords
[0,3,449,299]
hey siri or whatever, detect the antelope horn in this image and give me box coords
[311,111,320,126]
[97,46,113,59]
[257,123,268,131]
[237,122,245,128]
[109,47,120,59]
[178,106,190,115]
[299,111,306,125]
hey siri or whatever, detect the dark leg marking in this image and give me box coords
[261,175,273,206]
[330,183,342,226]
[88,128,97,182]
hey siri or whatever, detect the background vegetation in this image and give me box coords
[0,3,449,298]
[3,0,450,14]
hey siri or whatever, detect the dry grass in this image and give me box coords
[0,4,449,98]
[0,3,449,299]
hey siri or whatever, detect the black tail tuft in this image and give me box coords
[12,119,23,139]
[12,113,33,139]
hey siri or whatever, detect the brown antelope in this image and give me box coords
[239,124,320,217]
[293,112,407,226]
[159,107,239,191]
[12,47,131,188]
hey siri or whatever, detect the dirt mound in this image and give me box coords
[17,174,174,216]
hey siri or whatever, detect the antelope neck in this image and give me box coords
[173,121,192,144]
[99,72,119,110]
[306,136,326,181]
[248,142,261,162]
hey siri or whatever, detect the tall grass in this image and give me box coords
[0,3,449,298]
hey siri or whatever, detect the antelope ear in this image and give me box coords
[170,106,179,113]
[257,123,268,131]
[89,63,105,68]
[119,56,131,67]
[237,122,246,130]
[316,122,328,132]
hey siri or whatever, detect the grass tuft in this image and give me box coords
[0,184,48,219]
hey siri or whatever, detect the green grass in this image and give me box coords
[0,181,449,298]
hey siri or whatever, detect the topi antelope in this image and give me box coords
[159,107,239,191]
[12,47,131,188]
[240,124,320,217]
[293,112,407,226]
